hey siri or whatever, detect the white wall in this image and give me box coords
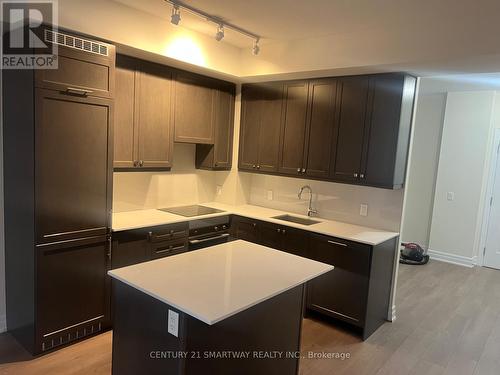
[428,91,495,265]
[401,92,446,247]
[113,144,217,212]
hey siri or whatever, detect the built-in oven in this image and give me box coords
[188,216,234,250]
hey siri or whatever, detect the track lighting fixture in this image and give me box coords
[252,38,260,55]
[170,4,181,25]
[215,24,224,41]
[165,1,261,54]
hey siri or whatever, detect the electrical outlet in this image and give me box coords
[360,204,368,217]
[216,185,222,196]
[168,310,179,337]
[267,190,273,200]
[447,192,454,201]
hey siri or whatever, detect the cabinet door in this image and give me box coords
[35,42,115,99]
[35,89,111,243]
[330,76,370,183]
[114,55,136,168]
[362,74,415,188]
[278,81,309,175]
[231,216,260,243]
[136,61,174,168]
[307,234,371,326]
[173,73,215,144]
[304,79,338,178]
[257,83,283,172]
[213,89,235,168]
[239,86,262,171]
[37,237,108,351]
[259,221,283,249]
[111,230,149,269]
[282,227,309,257]
[196,87,235,169]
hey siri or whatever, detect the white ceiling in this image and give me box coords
[114,0,500,46]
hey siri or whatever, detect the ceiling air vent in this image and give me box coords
[44,30,109,57]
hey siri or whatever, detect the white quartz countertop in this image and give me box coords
[108,240,333,325]
[112,202,399,246]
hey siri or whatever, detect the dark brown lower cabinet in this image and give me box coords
[231,216,397,340]
[231,215,260,243]
[307,234,397,339]
[111,223,189,269]
[36,236,110,352]
[306,234,370,327]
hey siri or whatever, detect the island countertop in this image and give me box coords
[108,239,333,325]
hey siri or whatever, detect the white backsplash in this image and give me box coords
[113,143,217,212]
[248,173,404,231]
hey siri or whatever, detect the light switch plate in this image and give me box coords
[447,192,455,201]
[267,190,273,200]
[216,185,222,196]
[360,204,368,217]
[168,309,179,337]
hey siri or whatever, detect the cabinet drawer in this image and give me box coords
[35,40,115,99]
[149,223,188,243]
[150,239,188,260]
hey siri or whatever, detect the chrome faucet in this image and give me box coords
[298,185,318,217]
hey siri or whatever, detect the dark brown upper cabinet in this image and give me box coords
[303,78,338,178]
[195,84,236,170]
[329,75,371,183]
[361,74,416,189]
[35,40,115,99]
[239,83,283,172]
[278,81,309,175]
[239,73,415,189]
[173,72,216,144]
[113,55,174,170]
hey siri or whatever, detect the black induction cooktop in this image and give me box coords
[158,205,225,217]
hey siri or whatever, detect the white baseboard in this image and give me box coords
[0,314,6,333]
[427,249,477,268]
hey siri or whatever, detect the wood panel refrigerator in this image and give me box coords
[3,29,115,354]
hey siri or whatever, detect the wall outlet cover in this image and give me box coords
[447,192,455,201]
[267,190,273,200]
[360,204,368,217]
[216,185,222,196]
[168,309,179,337]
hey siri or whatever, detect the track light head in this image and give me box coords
[171,4,181,25]
[215,24,224,41]
[252,38,260,55]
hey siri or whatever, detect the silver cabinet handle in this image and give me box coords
[282,229,286,235]
[257,165,261,169]
[65,87,93,96]
[133,161,138,167]
[139,160,144,167]
[354,173,358,178]
[297,168,301,173]
[189,233,230,244]
[328,240,348,247]
[277,228,281,233]
[360,174,365,179]
[301,168,306,173]
[252,164,256,168]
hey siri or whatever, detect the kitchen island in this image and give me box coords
[108,239,333,375]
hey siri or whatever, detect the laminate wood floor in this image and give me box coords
[1,260,499,375]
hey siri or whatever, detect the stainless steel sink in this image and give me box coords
[272,214,320,226]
